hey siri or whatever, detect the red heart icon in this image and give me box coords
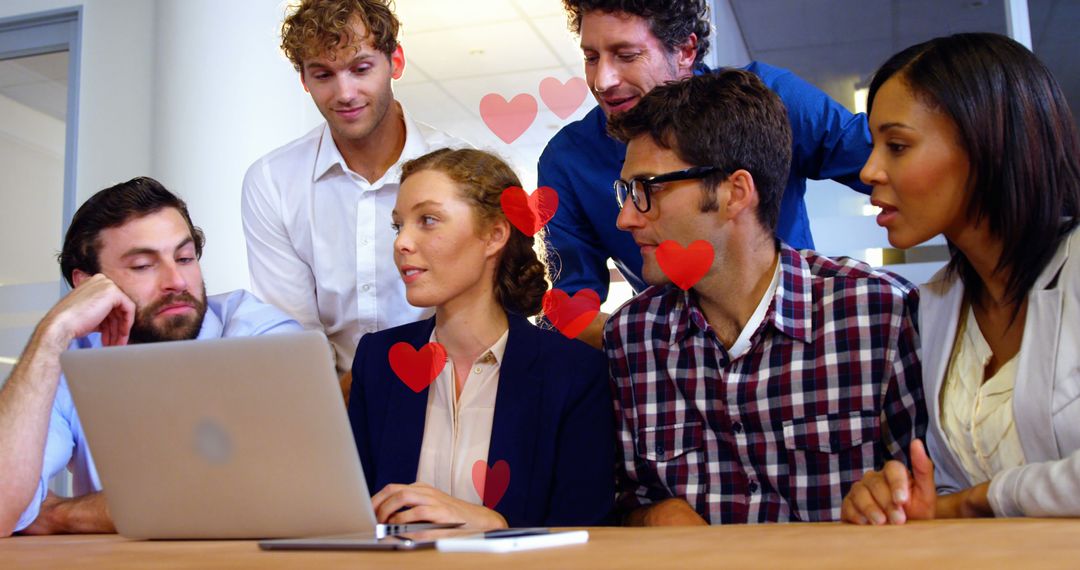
[471,459,510,509]
[479,93,537,144]
[656,240,714,290]
[542,288,600,339]
[388,341,447,393]
[539,77,588,120]
[500,186,559,237]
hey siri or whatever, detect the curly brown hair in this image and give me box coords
[281,0,400,72]
[400,149,550,317]
[562,0,712,66]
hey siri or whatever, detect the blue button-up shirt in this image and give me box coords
[538,61,872,300]
[14,289,301,532]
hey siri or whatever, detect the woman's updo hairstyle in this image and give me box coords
[399,148,550,316]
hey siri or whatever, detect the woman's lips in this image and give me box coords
[401,267,426,284]
[876,206,898,227]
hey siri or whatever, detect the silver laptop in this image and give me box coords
[60,330,457,539]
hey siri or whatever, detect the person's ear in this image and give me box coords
[71,269,91,288]
[389,45,406,80]
[674,33,698,77]
[724,169,759,222]
[485,219,511,257]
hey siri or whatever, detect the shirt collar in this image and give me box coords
[666,242,813,346]
[195,301,225,340]
[768,243,814,343]
[428,326,510,368]
[312,103,430,184]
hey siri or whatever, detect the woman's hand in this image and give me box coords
[371,482,508,530]
[842,439,938,524]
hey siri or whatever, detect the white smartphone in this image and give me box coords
[435,528,589,553]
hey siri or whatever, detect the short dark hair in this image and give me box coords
[59,177,205,287]
[869,33,1080,307]
[607,69,792,231]
[562,0,711,66]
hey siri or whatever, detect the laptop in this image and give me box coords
[60,330,458,540]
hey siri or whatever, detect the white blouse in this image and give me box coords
[940,304,1026,484]
[415,328,509,504]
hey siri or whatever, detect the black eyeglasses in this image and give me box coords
[614,166,726,213]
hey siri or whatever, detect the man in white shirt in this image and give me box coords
[242,0,461,385]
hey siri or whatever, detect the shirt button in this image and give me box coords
[655,443,665,455]
[732,421,742,434]
[473,367,482,374]
[362,284,371,292]
[748,480,759,494]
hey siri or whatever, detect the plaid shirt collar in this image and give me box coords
[667,243,814,347]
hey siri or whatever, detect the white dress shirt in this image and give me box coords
[242,109,463,374]
[416,329,509,504]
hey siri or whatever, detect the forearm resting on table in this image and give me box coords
[625,498,709,526]
[18,492,115,535]
[935,482,993,519]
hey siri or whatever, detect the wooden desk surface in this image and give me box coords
[2,519,1075,569]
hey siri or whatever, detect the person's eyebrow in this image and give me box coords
[119,237,193,260]
[411,200,444,211]
[173,237,195,254]
[582,40,644,52]
[876,122,915,133]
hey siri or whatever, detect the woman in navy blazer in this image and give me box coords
[347,148,614,529]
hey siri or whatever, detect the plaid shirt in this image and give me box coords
[604,244,926,524]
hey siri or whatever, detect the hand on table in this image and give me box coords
[371,482,508,530]
[19,491,115,535]
[632,497,709,526]
[842,438,938,525]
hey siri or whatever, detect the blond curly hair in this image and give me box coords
[281,0,400,71]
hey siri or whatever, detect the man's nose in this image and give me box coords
[160,260,188,292]
[593,56,620,94]
[616,200,645,232]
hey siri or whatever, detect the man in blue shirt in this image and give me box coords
[0,178,301,537]
[539,0,871,347]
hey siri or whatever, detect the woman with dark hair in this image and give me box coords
[842,33,1080,524]
[347,148,614,529]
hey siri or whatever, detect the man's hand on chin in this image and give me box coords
[18,492,115,535]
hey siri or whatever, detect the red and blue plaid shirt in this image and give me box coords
[604,244,926,524]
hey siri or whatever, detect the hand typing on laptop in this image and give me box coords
[372,483,506,530]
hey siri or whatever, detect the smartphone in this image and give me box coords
[435,528,589,553]
[259,528,475,551]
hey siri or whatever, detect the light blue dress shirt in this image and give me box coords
[14,289,302,532]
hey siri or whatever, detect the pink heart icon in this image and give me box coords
[539,77,588,119]
[500,186,559,237]
[479,93,537,144]
[471,459,510,510]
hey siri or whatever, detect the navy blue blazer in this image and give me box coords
[347,312,615,527]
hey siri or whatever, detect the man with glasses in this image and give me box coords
[539,0,872,348]
[604,71,926,525]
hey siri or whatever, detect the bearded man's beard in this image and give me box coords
[128,290,208,344]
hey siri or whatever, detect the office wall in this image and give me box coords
[0,0,154,206]
[0,94,65,286]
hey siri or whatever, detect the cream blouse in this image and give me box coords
[415,328,509,504]
[940,304,1026,484]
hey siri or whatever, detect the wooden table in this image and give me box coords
[2,519,1076,569]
